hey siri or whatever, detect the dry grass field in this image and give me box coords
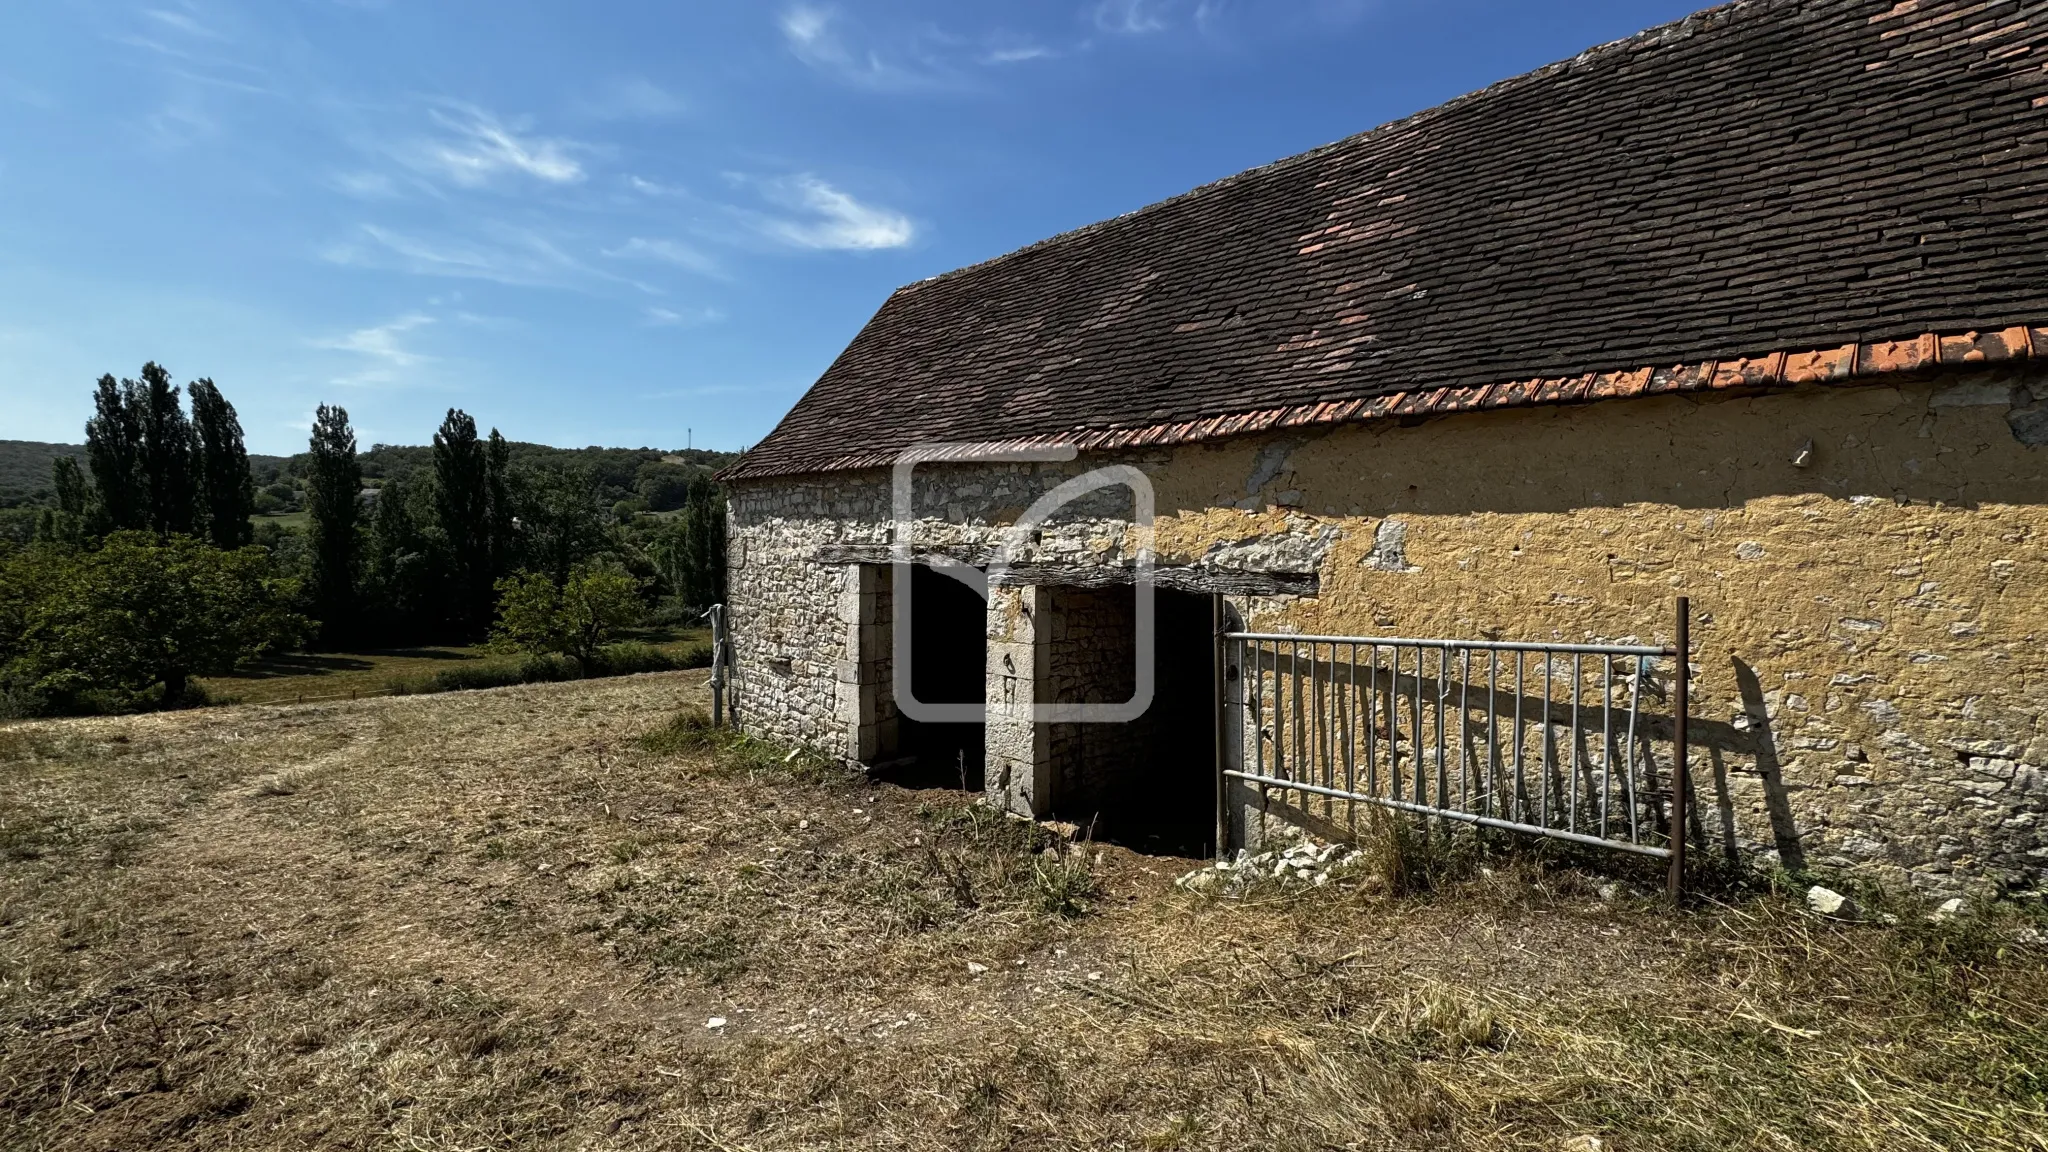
[1,672,2044,1151]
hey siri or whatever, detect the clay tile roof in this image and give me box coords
[726,0,2048,482]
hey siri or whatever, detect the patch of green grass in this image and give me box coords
[638,708,844,784]
[196,630,712,706]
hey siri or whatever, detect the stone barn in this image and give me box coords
[719,0,2048,896]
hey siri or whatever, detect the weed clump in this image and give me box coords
[637,708,844,784]
[638,708,719,755]
[1032,846,1099,918]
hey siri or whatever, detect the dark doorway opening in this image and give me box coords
[1047,586,1217,857]
[887,563,987,791]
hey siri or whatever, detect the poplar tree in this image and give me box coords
[84,374,146,533]
[677,473,727,608]
[136,363,197,538]
[431,409,491,635]
[306,404,362,644]
[485,428,514,581]
[189,378,254,549]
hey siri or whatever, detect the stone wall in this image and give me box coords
[1044,585,1148,827]
[727,369,2048,896]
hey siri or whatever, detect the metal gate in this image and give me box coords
[1216,598,1692,895]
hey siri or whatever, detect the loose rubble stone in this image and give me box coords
[1175,837,1366,896]
[1806,886,1859,919]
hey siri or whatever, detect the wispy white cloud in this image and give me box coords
[747,175,915,251]
[982,43,1055,64]
[317,312,433,365]
[644,306,726,328]
[142,103,217,149]
[166,68,272,95]
[779,5,835,55]
[778,5,935,89]
[313,312,436,387]
[626,174,688,197]
[1094,0,1172,34]
[329,170,401,199]
[778,5,1048,90]
[605,237,723,278]
[144,5,227,41]
[576,76,688,120]
[326,223,647,292]
[404,105,586,188]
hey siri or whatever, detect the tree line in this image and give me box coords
[1,364,728,717]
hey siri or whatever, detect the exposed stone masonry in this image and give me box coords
[728,375,2048,897]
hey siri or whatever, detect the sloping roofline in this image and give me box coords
[727,0,2048,481]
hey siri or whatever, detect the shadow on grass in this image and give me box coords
[213,653,381,680]
[213,647,484,683]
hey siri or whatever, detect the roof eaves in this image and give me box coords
[718,322,2045,482]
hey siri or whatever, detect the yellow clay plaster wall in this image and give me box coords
[1152,376,2047,894]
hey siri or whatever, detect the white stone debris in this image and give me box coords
[1930,897,1965,922]
[705,1017,727,1030]
[1174,838,1367,897]
[1805,885,1859,919]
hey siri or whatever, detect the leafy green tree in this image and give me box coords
[655,473,727,609]
[432,409,492,635]
[84,374,145,532]
[512,462,610,586]
[0,533,307,709]
[306,404,362,645]
[635,462,694,512]
[189,378,254,548]
[491,563,643,670]
[136,362,198,538]
[35,457,94,548]
[364,474,449,642]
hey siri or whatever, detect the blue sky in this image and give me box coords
[0,0,1701,456]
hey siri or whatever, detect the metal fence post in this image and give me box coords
[1669,596,1690,902]
[708,603,728,728]
[1212,593,1228,862]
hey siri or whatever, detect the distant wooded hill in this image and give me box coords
[0,440,290,509]
[0,439,735,509]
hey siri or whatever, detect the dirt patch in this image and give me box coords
[2,673,2044,1150]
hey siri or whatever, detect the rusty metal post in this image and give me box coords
[1212,593,1228,861]
[709,603,728,728]
[1669,596,1690,902]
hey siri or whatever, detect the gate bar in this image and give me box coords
[1222,770,1675,858]
[1226,632,1672,657]
[1216,605,1692,880]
